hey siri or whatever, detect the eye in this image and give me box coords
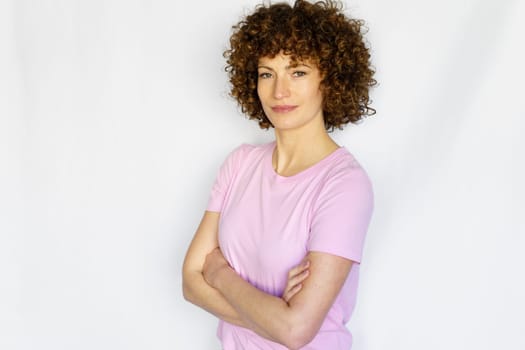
[292,71,307,77]
[258,72,272,79]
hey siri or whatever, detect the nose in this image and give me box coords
[273,76,290,99]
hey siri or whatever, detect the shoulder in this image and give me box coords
[309,149,374,261]
[327,148,373,191]
[317,148,374,208]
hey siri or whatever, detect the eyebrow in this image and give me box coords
[257,63,312,71]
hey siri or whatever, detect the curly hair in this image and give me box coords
[224,0,376,131]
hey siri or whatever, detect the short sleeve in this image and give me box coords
[307,165,374,263]
[206,145,246,213]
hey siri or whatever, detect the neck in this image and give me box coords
[272,121,339,176]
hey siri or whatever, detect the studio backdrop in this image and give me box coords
[1,0,523,349]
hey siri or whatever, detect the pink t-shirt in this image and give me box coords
[207,142,373,349]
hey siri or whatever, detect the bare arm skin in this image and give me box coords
[282,260,310,303]
[182,211,306,339]
[182,211,246,326]
[203,247,352,349]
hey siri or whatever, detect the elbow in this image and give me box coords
[181,272,195,303]
[285,332,316,350]
[182,261,202,304]
[284,334,316,350]
[280,320,318,350]
[182,282,192,302]
[182,282,199,305]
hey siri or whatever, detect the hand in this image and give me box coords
[282,260,310,303]
[203,247,230,288]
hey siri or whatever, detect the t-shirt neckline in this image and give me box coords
[264,141,346,181]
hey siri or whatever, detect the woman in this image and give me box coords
[182,0,376,349]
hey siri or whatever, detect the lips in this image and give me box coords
[271,105,297,113]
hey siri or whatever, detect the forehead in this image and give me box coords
[258,53,314,67]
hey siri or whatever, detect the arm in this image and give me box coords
[182,211,246,327]
[282,260,310,303]
[182,211,294,339]
[204,248,352,350]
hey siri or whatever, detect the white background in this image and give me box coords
[1,0,524,349]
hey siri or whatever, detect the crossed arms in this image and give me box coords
[182,211,353,350]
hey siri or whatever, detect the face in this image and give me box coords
[257,53,324,132]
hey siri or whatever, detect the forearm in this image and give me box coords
[182,211,256,328]
[213,266,306,348]
[184,270,276,339]
[203,250,350,349]
[183,270,247,327]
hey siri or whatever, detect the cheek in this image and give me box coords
[304,85,323,104]
[257,85,272,106]
[256,86,272,115]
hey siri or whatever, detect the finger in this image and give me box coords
[283,283,303,303]
[284,270,309,297]
[287,260,310,279]
[292,269,309,286]
[283,269,309,297]
[287,267,310,287]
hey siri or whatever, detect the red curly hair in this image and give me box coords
[224,0,376,131]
